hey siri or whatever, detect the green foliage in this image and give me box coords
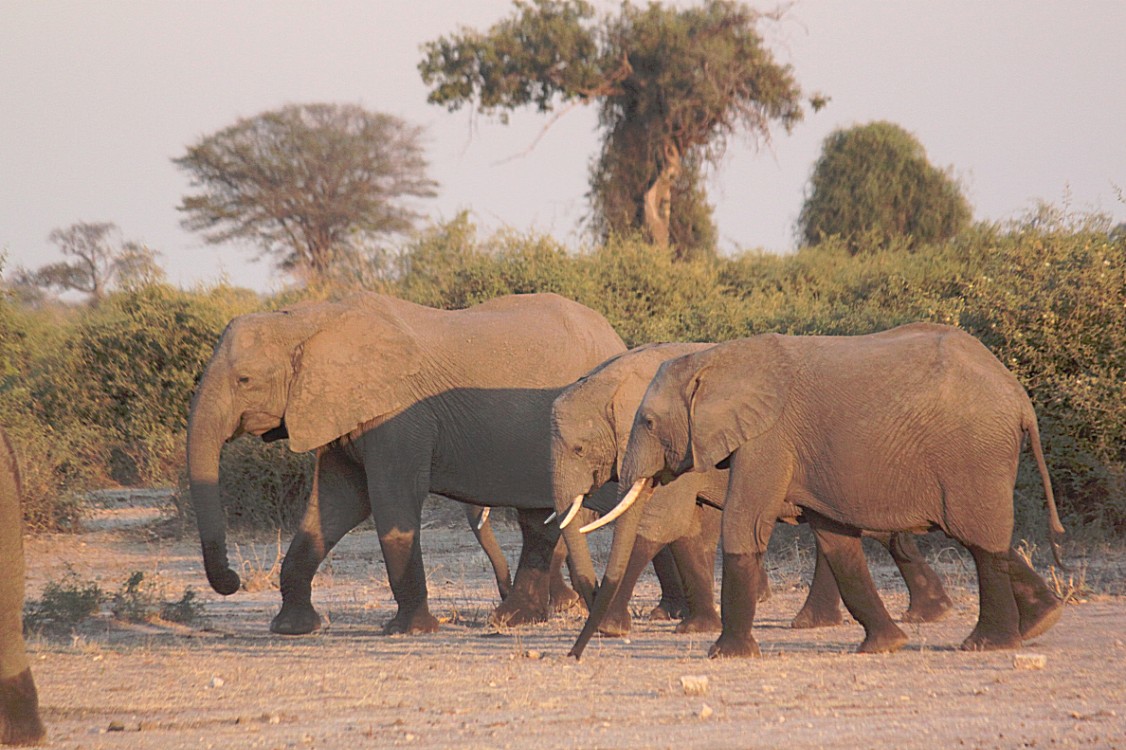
[3,207,1123,542]
[798,121,972,251]
[174,438,315,532]
[421,0,812,257]
[23,565,103,634]
[107,571,202,625]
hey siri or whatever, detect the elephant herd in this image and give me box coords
[1,292,1067,745]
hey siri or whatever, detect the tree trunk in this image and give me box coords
[642,141,681,248]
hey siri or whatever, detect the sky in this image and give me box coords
[2,0,1124,296]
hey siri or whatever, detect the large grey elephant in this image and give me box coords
[1,428,46,746]
[187,292,626,634]
[553,342,951,640]
[572,323,1065,659]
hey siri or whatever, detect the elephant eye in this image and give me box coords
[572,444,585,457]
[237,376,251,385]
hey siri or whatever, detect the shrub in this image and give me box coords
[797,121,972,251]
[23,565,103,634]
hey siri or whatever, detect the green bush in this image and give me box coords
[23,565,103,634]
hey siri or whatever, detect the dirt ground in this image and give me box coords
[20,493,1126,750]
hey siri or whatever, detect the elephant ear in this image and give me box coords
[286,304,423,453]
[608,373,645,477]
[687,336,791,472]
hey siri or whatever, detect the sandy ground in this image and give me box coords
[19,494,1126,750]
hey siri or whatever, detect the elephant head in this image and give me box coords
[187,294,423,595]
[570,335,790,658]
[549,343,710,606]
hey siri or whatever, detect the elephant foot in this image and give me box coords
[382,605,440,635]
[0,668,46,747]
[597,608,631,637]
[649,595,690,621]
[790,605,843,630]
[1019,596,1063,640]
[960,625,1022,651]
[857,625,909,654]
[550,585,586,615]
[707,632,761,658]
[490,594,549,628]
[900,593,954,624]
[270,602,322,635]
[675,610,723,634]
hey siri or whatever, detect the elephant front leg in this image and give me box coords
[273,450,372,635]
[648,545,689,621]
[668,524,722,634]
[0,668,46,746]
[490,508,561,627]
[808,513,908,654]
[708,551,767,657]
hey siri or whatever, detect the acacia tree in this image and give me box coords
[16,222,164,304]
[174,103,438,284]
[798,121,972,251]
[420,0,820,260]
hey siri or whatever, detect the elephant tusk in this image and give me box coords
[580,479,649,534]
[543,511,557,525]
[558,494,586,529]
[477,507,490,531]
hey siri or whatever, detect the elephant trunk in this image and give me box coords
[186,380,242,596]
[569,479,655,660]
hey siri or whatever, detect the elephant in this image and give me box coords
[1,428,46,746]
[571,323,1065,659]
[464,504,511,600]
[552,342,951,641]
[187,292,626,635]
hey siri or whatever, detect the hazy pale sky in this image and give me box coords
[2,0,1124,295]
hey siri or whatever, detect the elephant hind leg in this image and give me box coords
[1008,548,1063,639]
[791,542,844,629]
[0,668,46,746]
[882,532,954,623]
[807,512,907,654]
[961,545,1022,651]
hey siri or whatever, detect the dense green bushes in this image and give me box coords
[2,212,1123,538]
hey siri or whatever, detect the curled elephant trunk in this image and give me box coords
[186,388,242,596]
[569,479,655,660]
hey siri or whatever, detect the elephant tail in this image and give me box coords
[1023,408,1066,570]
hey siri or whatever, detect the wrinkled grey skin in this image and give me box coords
[554,343,951,643]
[187,292,625,635]
[574,323,1065,659]
[1,428,46,746]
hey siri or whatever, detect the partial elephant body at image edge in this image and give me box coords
[0,428,47,746]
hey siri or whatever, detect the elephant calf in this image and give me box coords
[1,429,46,746]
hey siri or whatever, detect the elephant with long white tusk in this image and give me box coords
[554,342,954,654]
[572,324,1064,660]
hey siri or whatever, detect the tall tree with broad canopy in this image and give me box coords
[174,103,438,285]
[419,0,822,260]
[797,121,972,252]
